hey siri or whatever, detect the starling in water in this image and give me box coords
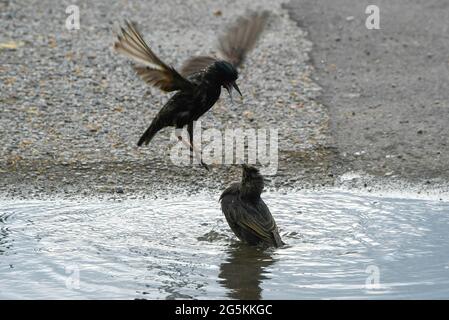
[114,12,270,169]
[220,165,284,247]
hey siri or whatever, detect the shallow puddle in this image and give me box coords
[1,191,448,299]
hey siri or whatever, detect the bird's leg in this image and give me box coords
[187,124,208,170]
[175,128,209,171]
[187,122,194,161]
[178,136,209,171]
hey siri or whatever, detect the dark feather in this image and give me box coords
[235,202,279,242]
[137,119,162,146]
[221,190,283,247]
[217,11,270,68]
[180,55,218,77]
[114,21,193,92]
[220,165,284,248]
[179,11,269,76]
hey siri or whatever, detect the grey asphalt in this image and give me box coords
[285,0,449,182]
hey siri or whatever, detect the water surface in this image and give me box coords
[1,191,448,299]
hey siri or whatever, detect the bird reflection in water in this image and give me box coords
[218,243,276,300]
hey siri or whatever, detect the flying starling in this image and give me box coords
[220,165,284,247]
[114,11,270,169]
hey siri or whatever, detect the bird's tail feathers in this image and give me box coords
[137,122,160,147]
[272,229,284,248]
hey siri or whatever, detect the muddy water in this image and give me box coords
[0,191,448,299]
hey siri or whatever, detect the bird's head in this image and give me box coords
[242,164,260,179]
[210,60,242,102]
[241,164,264,197]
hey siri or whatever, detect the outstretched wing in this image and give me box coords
[179,11,269,77]
[180,55,218,77]
[217,10,269,68]
[114,21,193,92]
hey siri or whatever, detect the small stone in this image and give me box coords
[116,186,124,194]
[242,110,254,121]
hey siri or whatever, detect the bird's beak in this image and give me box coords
[225,82,242,104]
[232,82,242,98]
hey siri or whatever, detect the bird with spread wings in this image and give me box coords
[114,11,270,170]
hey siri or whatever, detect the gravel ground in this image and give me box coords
[0,0,332,199]
[1,0,446,200]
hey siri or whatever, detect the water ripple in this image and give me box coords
[0,191,448,299]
